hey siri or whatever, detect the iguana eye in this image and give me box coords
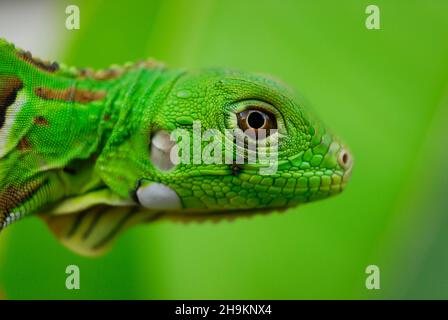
[237,108,277,132]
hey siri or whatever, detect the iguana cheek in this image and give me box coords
[136,182,181,209]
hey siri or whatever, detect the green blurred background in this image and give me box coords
[0,0,448,299]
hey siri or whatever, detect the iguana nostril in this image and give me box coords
[342,152,348,165]
[338,148,352,169]
[338,148,353,186]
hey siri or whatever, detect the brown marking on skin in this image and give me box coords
[79,67,123,81]
[0,76,23,129]
[78,68,91,77]
[18,137,31,151]
[103,114,111,122]
[17,50,59,73]
[77,59,163,81]
[0,179,47,228]
[34,87,106,103]
[33,116,49,126]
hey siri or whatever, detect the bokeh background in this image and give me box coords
[0,0,447,299]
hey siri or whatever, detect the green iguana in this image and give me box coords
[0,39,353,256]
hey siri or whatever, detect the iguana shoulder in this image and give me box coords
[0,38,164,229]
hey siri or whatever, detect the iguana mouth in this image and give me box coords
[146,205,290,224]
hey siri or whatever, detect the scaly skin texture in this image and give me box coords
[0,39,352,255]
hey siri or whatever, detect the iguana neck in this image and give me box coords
[56,66,185,200]
[0,37,181,218]
[53,66,183,199]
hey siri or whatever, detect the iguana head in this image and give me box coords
[98,68,353,219]
[1,40,352,254]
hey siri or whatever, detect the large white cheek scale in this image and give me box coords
[136,183,181,209]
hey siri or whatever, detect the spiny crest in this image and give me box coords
[74,59,165,81]
[1,37,165,81]
[16,49,60,73]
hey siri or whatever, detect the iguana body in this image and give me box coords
[0,39,352,256]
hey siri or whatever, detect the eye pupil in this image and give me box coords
[247,111,266,129]
[236,106,277,135]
